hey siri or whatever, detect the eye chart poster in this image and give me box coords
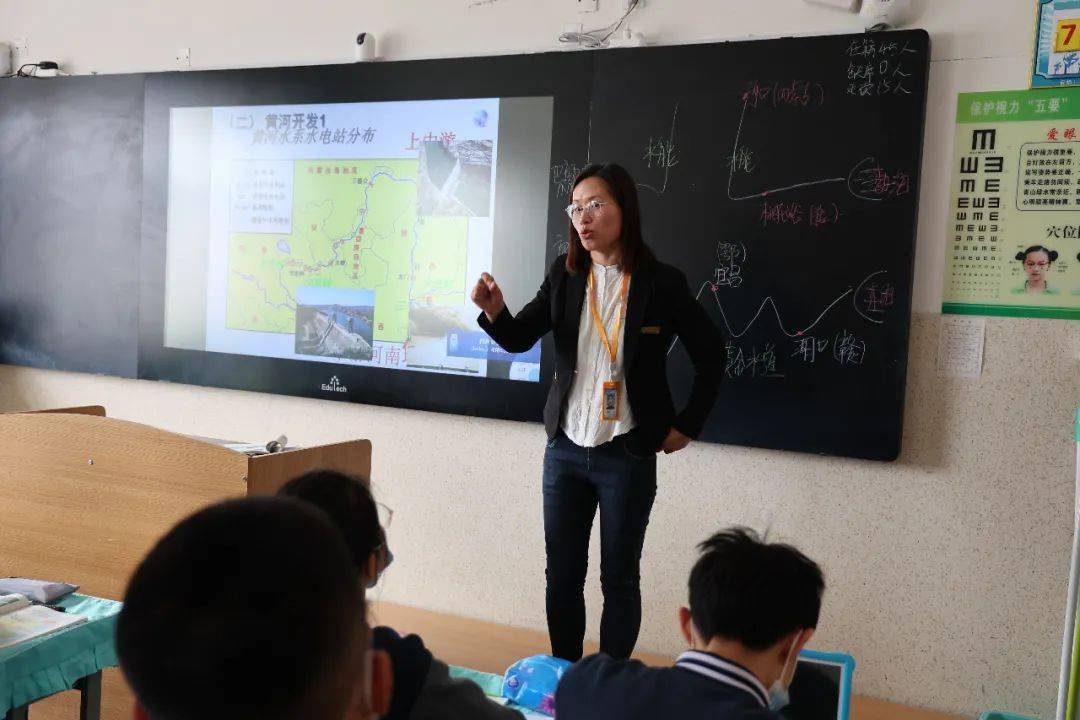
[944,88,1080,319]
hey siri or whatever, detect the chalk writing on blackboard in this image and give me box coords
[712,241,746,289]
[551,159,585,198]
[705,288,854,340]
[670,267,888,360]
[791,336,830,364]
[844,37,917,98]
[861,282,895,315]
[638,102,680,196]
[832,329,868,366]
[848,157,912,201]
[760,200,841,228]
[727,146,756,175]
[730,82,915,204]
[728,92,847,202]
[716,272,875,339]
[853,270,893,324]
[725,341,783,380]
[743,80,825,110]
[790,331,870,368]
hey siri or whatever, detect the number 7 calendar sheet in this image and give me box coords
[1035,1,1080,88]
[943,88,1080,320]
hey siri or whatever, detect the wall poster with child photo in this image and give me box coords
[944,88,1080,320]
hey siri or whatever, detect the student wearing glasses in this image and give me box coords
[279,470,524,720]
[471,163,726,661]
[1013,245,1060,294]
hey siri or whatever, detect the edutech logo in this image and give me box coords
[321,376,348,393]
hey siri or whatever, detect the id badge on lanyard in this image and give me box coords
[602,380,621,422]
[589,270,631,423]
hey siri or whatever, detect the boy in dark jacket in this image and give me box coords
[281,470,523,720]
[556,527,825,720]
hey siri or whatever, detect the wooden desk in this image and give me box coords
[370,602,966,720]
[0,409,373,720]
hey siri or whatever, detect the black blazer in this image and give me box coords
[555,654,778,720]
[478,255,725,452]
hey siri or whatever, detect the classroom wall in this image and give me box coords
[1,1,1077,716]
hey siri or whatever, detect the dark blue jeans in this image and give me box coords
[542,429,657,662]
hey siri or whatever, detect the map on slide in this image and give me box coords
[226,158,468,344]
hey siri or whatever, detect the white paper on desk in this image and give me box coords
[0,594,30,618]
[0,605,86,649]
[936,316,985,378]
[220,442,270,456]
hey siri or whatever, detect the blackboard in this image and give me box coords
[0,31,928,460]
[586,31,930,460]
[0,75,144,378]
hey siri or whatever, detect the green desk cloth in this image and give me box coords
[0,594,122,715]
[449,665,505,696]
[448,666,549,719]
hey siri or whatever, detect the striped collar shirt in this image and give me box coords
[675,650,769,709]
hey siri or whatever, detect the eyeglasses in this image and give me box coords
[372,502,393,557]
[376,501,393,531]
[1024,261,1050,269]
[565,199,608,220]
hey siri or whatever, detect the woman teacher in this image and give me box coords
[472,163,726,661]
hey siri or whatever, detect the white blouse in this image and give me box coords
[561,262,637,448]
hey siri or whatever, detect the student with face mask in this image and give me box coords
[280,470,524,720]
[555,527,825,719]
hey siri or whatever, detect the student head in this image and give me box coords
[116,496,390,720]
[678,528,825,704]
[278,469,391,588]
[565,163,655,275]
[1016,245,1058,291]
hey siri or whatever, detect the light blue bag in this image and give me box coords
[502,655,572,716]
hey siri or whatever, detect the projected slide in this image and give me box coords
[164,97,553,382]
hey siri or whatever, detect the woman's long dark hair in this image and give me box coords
[565,163,655,275]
